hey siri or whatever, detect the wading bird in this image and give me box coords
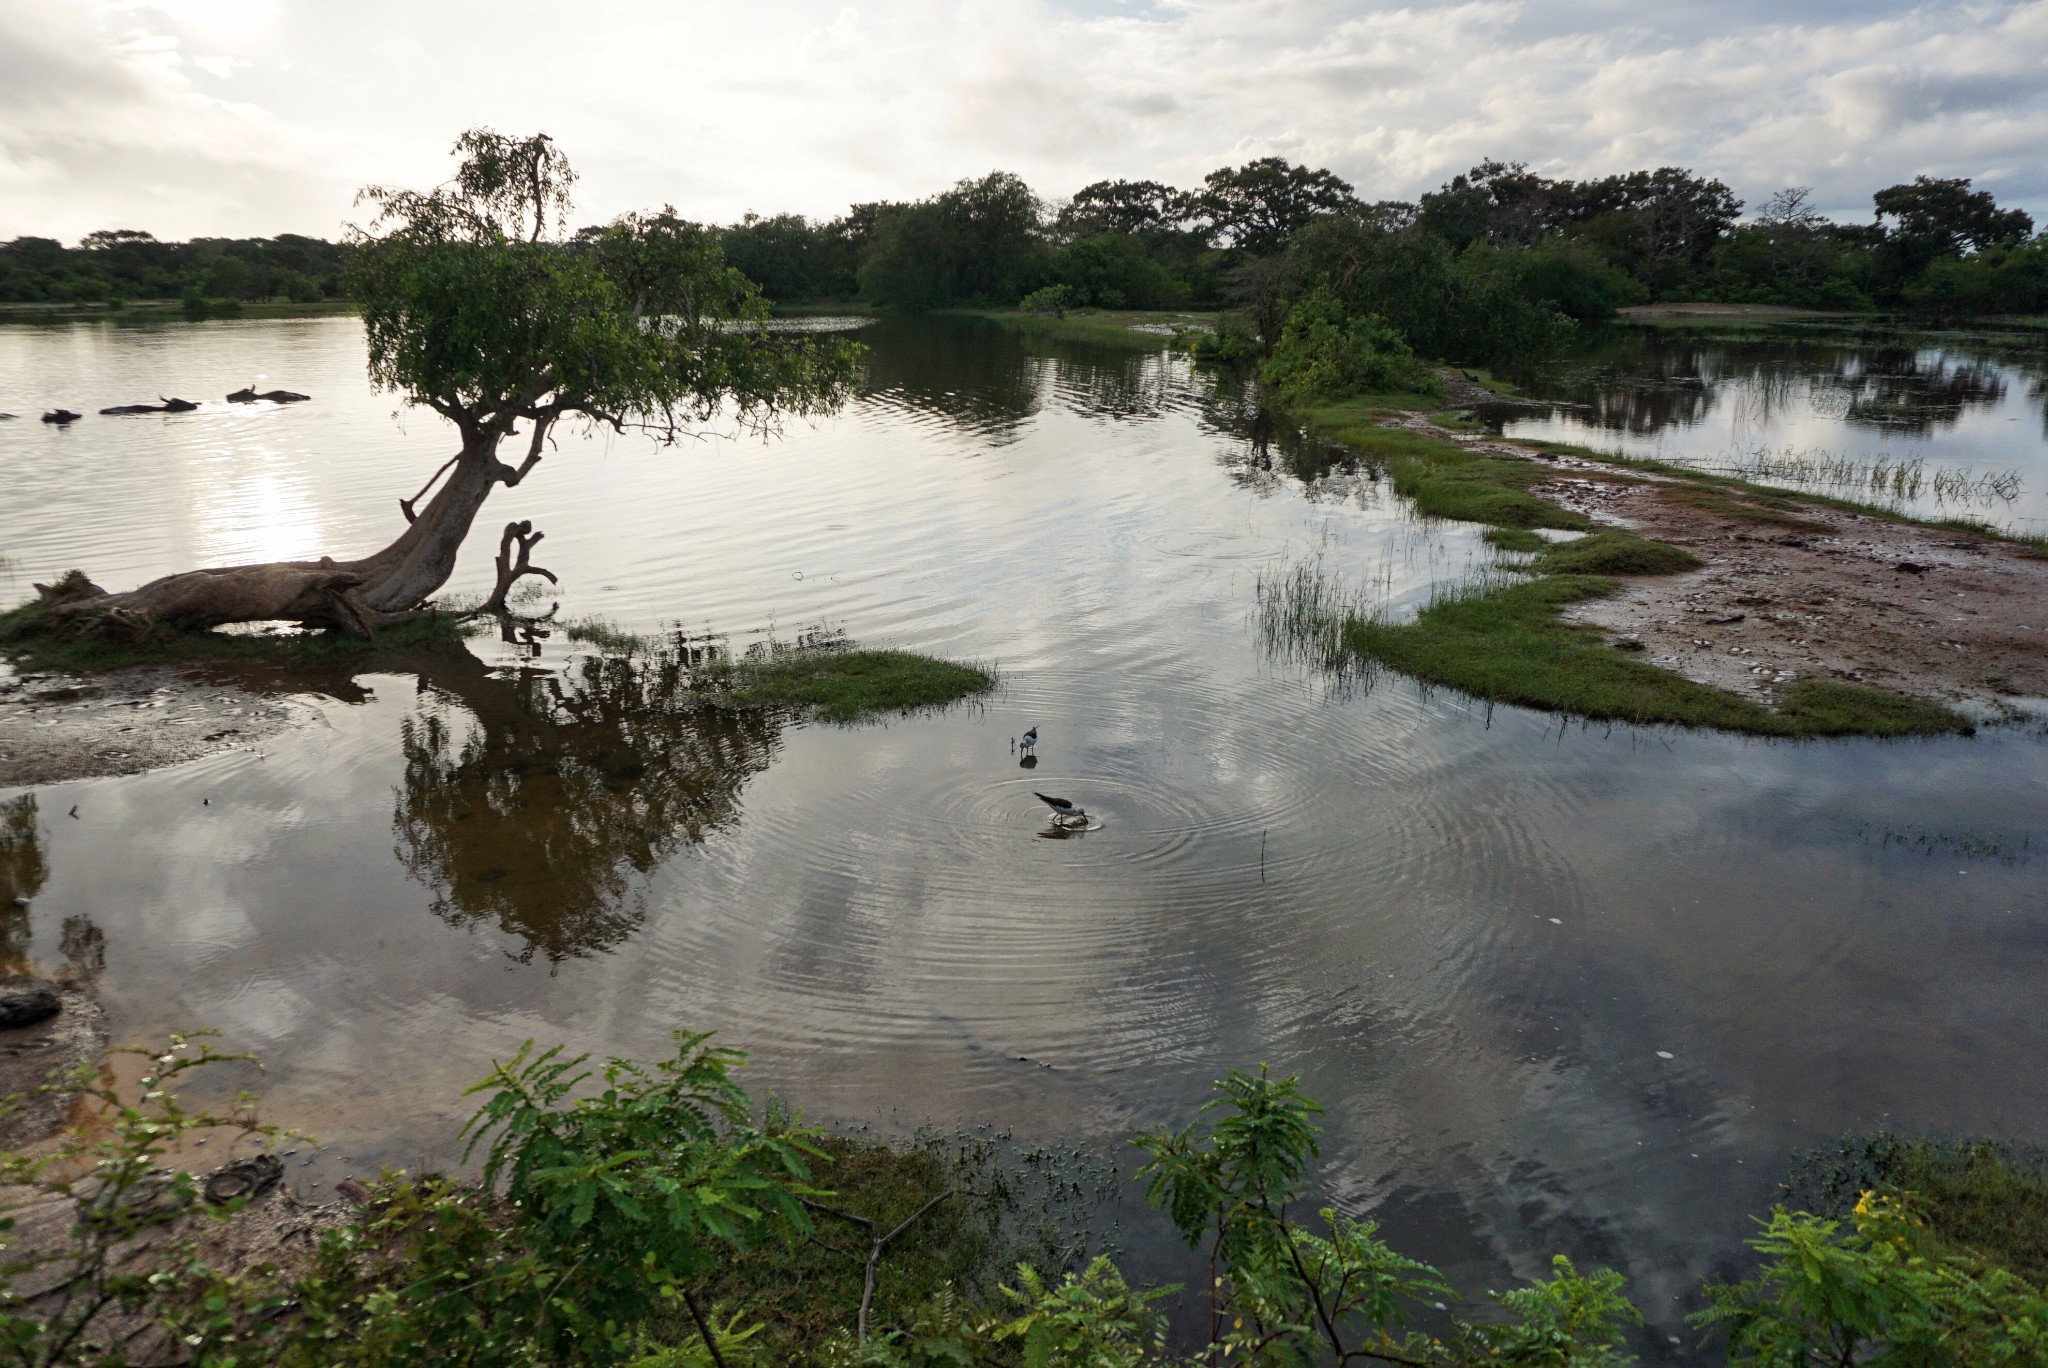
[1020,726,1038,753]
[1034,791,1087,827]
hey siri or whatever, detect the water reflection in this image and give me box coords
[393,644,785,964]
[1498,328,2034,442]
[1201,383,1387,504]
[0,798,101,984]
[0,795,47,909]
[1489,322,2048,528]
[855,315,1196,442]
[857,317,1042,442]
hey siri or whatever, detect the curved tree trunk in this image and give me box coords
[49,435,512,637]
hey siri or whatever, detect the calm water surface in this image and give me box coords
[1492,321,2048,536]
[3,316,2047,1358]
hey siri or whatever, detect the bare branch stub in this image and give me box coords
[481,520,559,613]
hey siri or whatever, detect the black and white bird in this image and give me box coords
[1020,726,1038,753]
[1034,791,1087,826]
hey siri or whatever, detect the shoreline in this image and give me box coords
[1279,380,2048,733]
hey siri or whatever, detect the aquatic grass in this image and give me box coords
[1518,438,2048,550]
[563,616,652,653]
[710,648,995,724]
[1483,527,1550,553]
[1295,404,1596,531]
[1698,445,2023,509]
[1254,556,1379,681]
[1267,405,1972,736]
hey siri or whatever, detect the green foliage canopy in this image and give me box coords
[348,130,861,461]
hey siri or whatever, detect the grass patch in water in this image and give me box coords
[712,648,995,724]
[563,616,652,653]
[554,621,996,724]
[1339,575,1968,736]
[1296,404,1595,532]
[1536,528,1704,576]
[0,592,472,673]
[961,306,1216,350]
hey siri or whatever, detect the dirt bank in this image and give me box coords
[0,666,309,788]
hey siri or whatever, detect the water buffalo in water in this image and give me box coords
[40,410,83,424]
[99,396,202,415]
[226,386,310,404]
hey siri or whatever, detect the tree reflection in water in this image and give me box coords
[0,796,102,984]
[1499,327,2031,441]
[1200,380,1387,504]
[0,795,46,976]
[393,642,784,964]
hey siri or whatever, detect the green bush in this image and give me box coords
[1694,1195,2048,1365]
[1258,287,1442,404]
[1515,238,1644,322]
[1184,312,1263,367]
[1048,234,1190,310]
[1019,284,1073,317]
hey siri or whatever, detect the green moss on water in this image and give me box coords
[1345,576,1969,737]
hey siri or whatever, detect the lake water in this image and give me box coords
[1490,320,2048,537]
[3,315,2047,1359]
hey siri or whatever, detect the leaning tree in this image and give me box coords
[36,130,861,637]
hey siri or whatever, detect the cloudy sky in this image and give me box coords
[3,0,2045,243]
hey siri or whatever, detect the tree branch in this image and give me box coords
[398,454,460,523]
[802,1191,955,1343]
[501,414,555,487]
[480,521,558,613]
[680,1286,730,1368]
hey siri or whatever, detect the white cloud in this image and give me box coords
[2,0,2044,242]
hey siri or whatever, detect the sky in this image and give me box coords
[3,0,2046,244]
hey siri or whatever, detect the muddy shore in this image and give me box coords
[0,665,309,789]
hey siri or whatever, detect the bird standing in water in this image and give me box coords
[1020,726,1038,754]
[1034,791,1087,827]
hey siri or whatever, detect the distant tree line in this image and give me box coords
[6,160,2040,340]
[726,160,2041,331]
[0,230,349,306]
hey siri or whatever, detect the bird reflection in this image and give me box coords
[392,642,783,964]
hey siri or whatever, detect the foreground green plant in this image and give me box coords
[11,1037,2048,1365]
[1133,1067,1640,1366]
[1693,1195,2048,1365]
